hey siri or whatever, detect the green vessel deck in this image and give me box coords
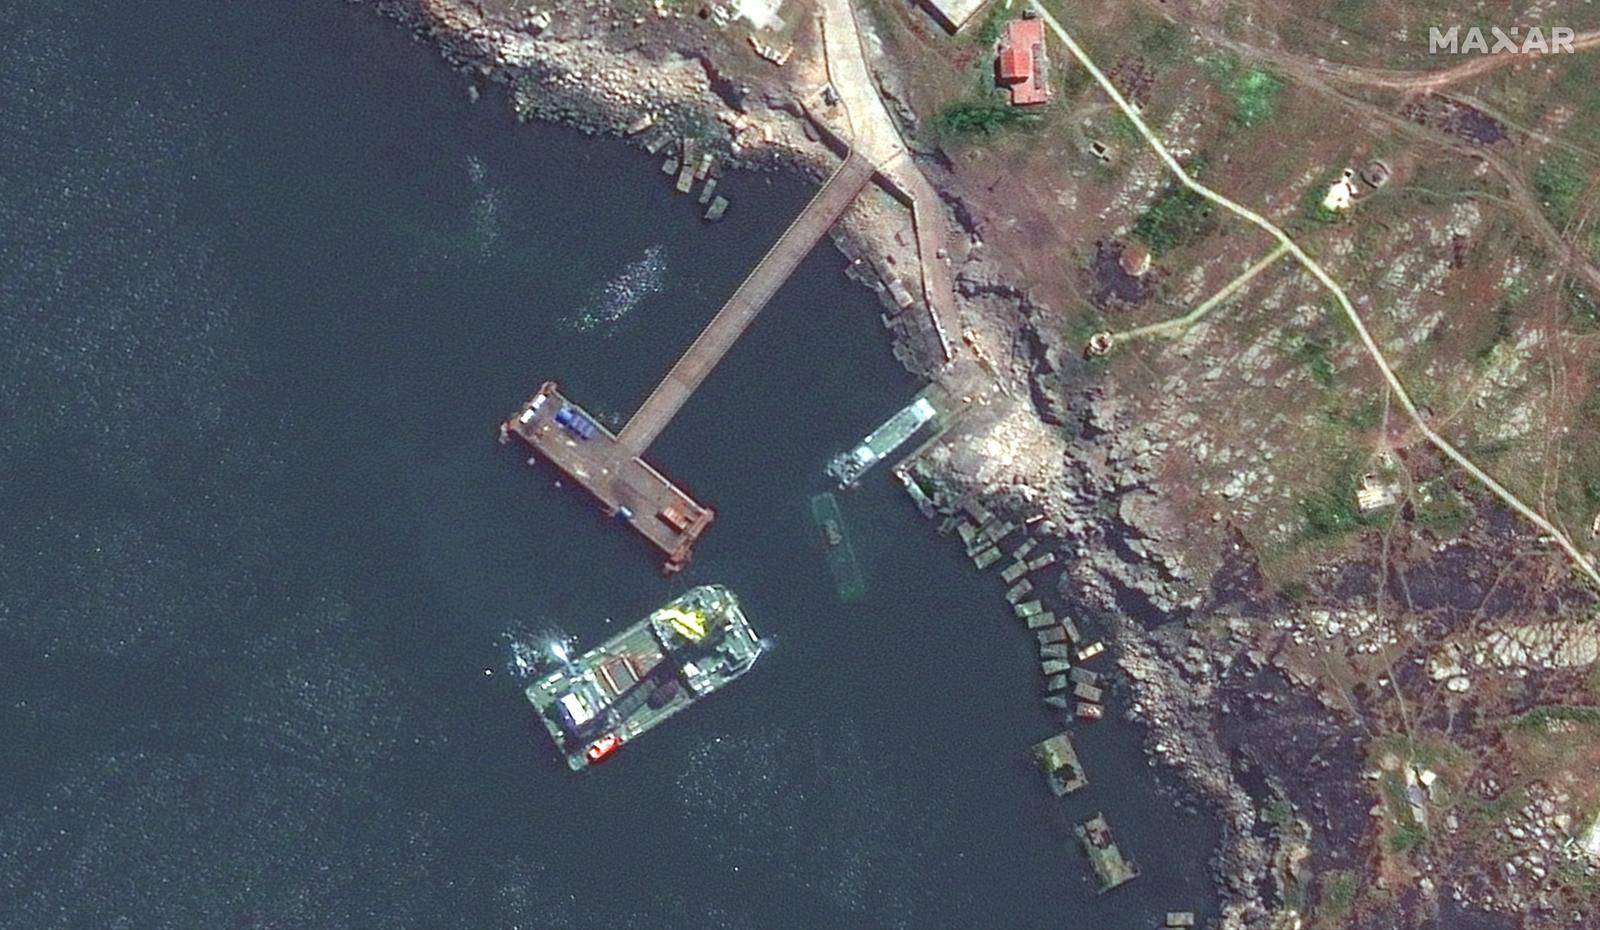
[1076,812,1140,892]
[826,389,941,488]
[1033,732,1088,796]
[526,585,762,770]
[809,492,865,602]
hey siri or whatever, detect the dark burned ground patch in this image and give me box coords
[1394,539,1515,615]
[1402,96,1506,145]
[1428,903,1516,930]
[1206,527,1273,618]
[1214,669,1372,872]
[1338,883,1467,930]
[1090,239,1155,309]
[1390,504,1597,622]
[1328,558,1383,602]
[1320,502,1587,647]
[1106,57,1156,109]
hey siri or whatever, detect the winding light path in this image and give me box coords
[1109,243,1289,345]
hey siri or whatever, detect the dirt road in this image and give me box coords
[817,0,960,366]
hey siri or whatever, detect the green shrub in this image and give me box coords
[972,3,1012,47]
[1232,68,1283,127]
[1510,705,1600,731]
[1299,464,1366,539]
[1319,870,1359,919]
[1534,153,1586,226]
[1387,822,1427,853]
[1201,53,1282,127]
[1293,336,1337,387]
[936,100,1038,136]
[1132,185,1214,253]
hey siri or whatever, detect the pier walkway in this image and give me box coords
[505,151,875,573]
[616,151,875,456]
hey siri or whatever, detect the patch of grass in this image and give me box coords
[971,2,1012,47]
[1555,54,1600,108]
[1278,579,1310,602]
[1262,798,1294,826]
[1066,306,1105,343]
[1387,821,1427,853]
[1108,111,1141,146]
[1065,308,1109,375]
[1059,55,1093,98]
[1557,859,1600,900]
[1338,399,1381,430]
[1533,152,1587,227]
[1509,705,1600,732]
[1201,53,1283,127]
[1201,51,1238,83]
[935,99,1040,137]
[1331,0,1372,33]
[1320,398,1380,433]
[1457,784,1528,828]
[1299,467,1366,539]
[1136,18,1184,64]
[1377,772,1429,855]
[1317,870,1359,921]
[1473,300,1519,363]
[1301,183,1342,225]
[1282,876,1309,913]
[1131,184,1216,254]
[1411,481,1473,539]
[1582,386,1600,429]
[1503,271,1534,306]
[1566,281,1600,332]
[1377,734,1462,770]
[1231,67,1284,127]
[1292,336,1338,387]
[1553,371,1600,531]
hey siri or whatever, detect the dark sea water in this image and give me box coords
[0,2,1219,927]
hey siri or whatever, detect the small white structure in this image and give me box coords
[732,0,785,31]
[747,35,793,66]
[1322,168,1362,213]
[1583,812,1600,859]
[1356,473,1398,512]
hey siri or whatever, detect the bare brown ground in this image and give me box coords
[1307,30,1600,94]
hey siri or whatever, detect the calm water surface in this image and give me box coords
[0,2,1217,927]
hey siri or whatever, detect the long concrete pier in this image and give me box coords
[616,152,875,456]
[504,151,876,573]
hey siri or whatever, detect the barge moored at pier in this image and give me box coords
[827,393,940,488]
[526,585,762,770]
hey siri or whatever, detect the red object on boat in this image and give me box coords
[585,734,621,763]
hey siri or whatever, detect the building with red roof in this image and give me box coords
[996,16,1051,107]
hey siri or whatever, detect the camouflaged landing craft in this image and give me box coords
[527,585,762,770]
[827,395,938,488]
